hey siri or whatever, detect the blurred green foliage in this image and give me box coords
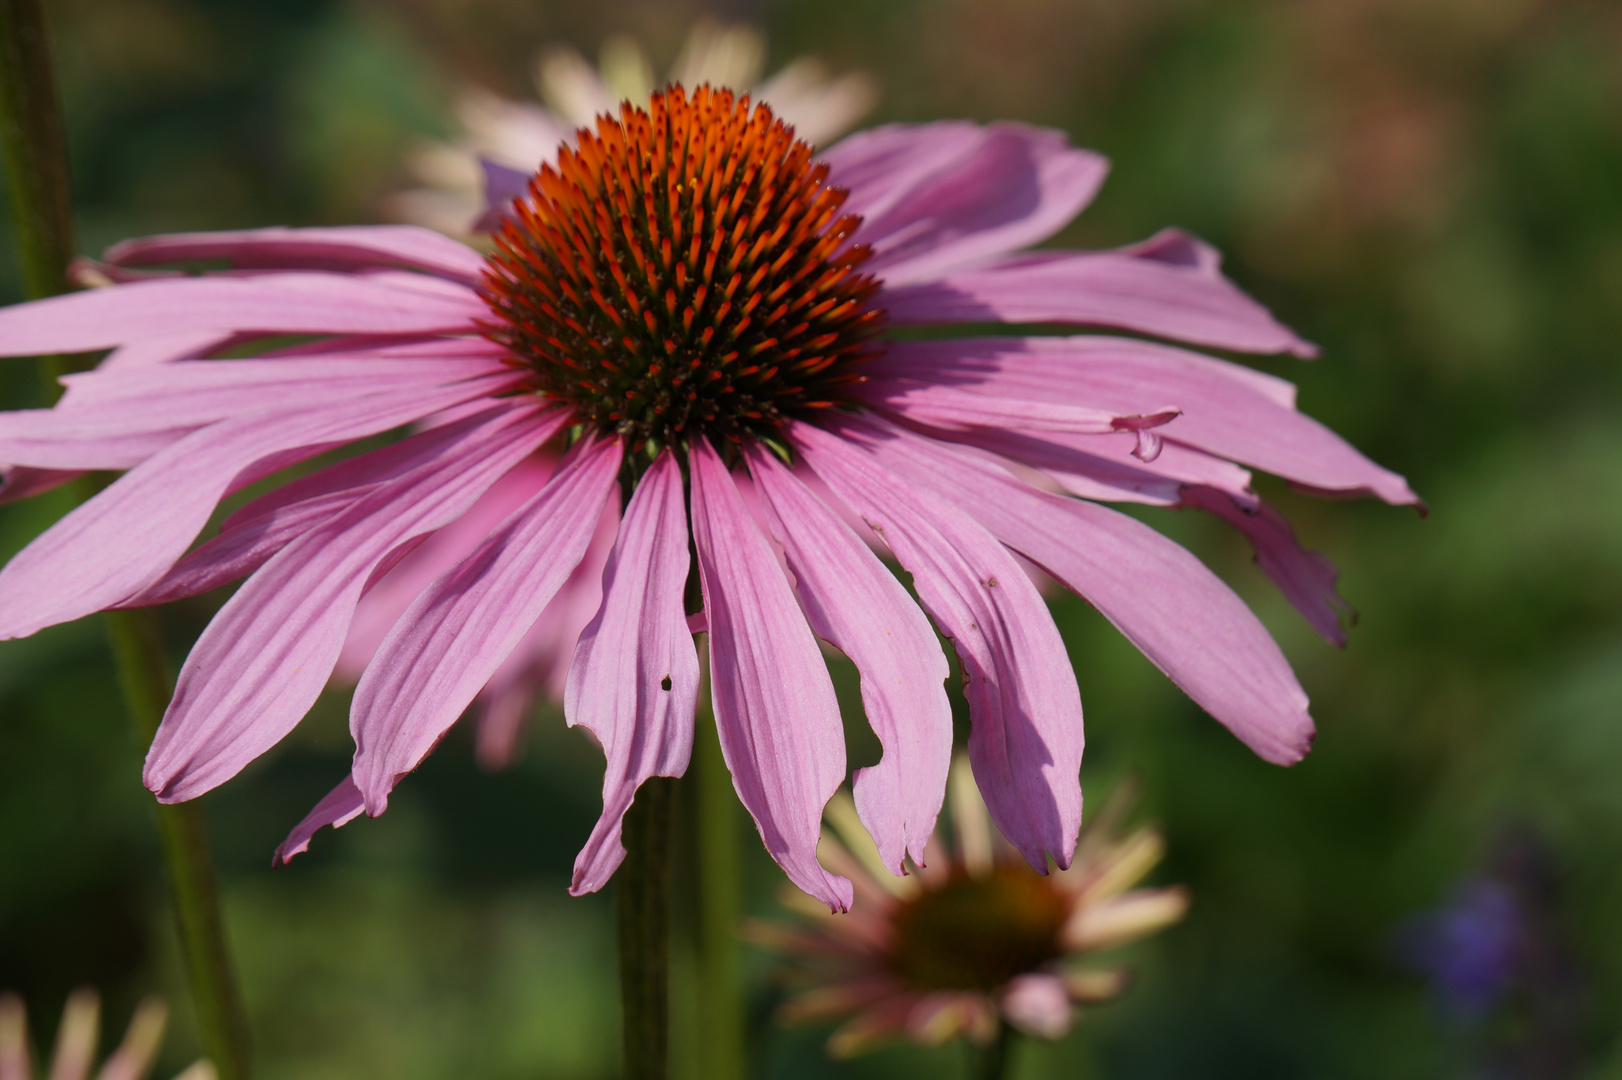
[2,0,1620,1076]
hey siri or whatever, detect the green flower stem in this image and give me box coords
[103,611,252,1080]
[0,5,252,1078]
[0,0,72,308]
[618,777,675,1080]
[694,664,745,1080]
[977,1020,1015,1080]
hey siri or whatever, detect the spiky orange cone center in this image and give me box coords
[481,84,885,451]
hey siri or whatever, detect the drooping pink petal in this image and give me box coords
[792,420,1085,873]
[471,492,621,770]
[104,225,488,285]
[272,776,366,865]
[349,435,623,814]
[256,335,505,360]
[0,273,482,355]
[855,377,1179,438]
[688,438,852,911]
[819,122,990,222]
[0,465,81,506]
[566,450,699,895]
[835,123,1108,286]
[921,425,1253,507]
[1181,485,1351,646]
[744,443,953,874]
[127,413,551,608]
[94,330,238,372]
[0,371,519,641]
[882,236,1319,358]
[57,354,508,412]
[846,416,1315,766]
[870,336,1419,505]
[0,356,509,469]
[872,334,1299,410]
[143,404,562,802]
[334,458,558,680]
[1000,973,1074,1038]
[269,768,364,862]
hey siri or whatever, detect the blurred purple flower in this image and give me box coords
[1399,878,1524,1019]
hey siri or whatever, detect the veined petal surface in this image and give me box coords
[747,443,953,874]
[105,225,489,285]
[690,438,852,911]
[350,434,623,814]
[793,419,1085,872]
[0,273,482,354]
[566,450,699,895]
[0,372,520,640]
[144,403,562,802]
[849,416,1315,765]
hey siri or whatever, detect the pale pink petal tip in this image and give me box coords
[274,776,366,865]
[1001,973,1074,1039]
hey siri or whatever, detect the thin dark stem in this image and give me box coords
[0,6,251,1078]
[694,640,745,1080]
[617,776,675,1080]
[103,611,252,1080]
[0,0,72,306]
[977,1020,1015,1080]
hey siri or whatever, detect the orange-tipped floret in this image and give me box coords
[481,84,886,450]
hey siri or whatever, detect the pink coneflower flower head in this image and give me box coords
[0,85,1416,910]
[750,759,1187,1056]
[0,988,214,1080]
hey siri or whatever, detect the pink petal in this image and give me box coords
[144,404,562,802]
[474,160,534,232]
[883,232,1319,358]
[744,443,952,874]
[1182,485,1350,646]
[471,493,621,770]
[856,377,1178,437]
[93,330,238,373]
[849,417,1315,766]
[105,225,488,285]
[820,122,991,222]
[257,335,504,360]
[126,413,549,607]
[872,334,1299,411]
[0,356,508,470]
[0,273,482,355]
[0,371,519,641]
[0,465,81,506]
[792,420,1085,872]
[566,450,699,895]
[927,426,1253,507]
[272,776,366,865]
[872,336,1418,505]
[335,458,558,680]
[688,438,852,911]
[59,353,506,409]
[840,122,1108,286]
[1001,973,1073,1039]
[348,434,623,814]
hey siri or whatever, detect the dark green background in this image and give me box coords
[2,0,1620,1076]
